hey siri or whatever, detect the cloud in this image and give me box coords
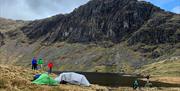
[0,0,89,20]
[142,0,180,13]
[172,6,180,14]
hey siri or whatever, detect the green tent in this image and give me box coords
[32,73,58,86]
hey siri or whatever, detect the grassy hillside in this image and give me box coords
[0,65,180,91]
[0,65,108,91]
[0,40,145,73]
[137,56,180,76]
[0,18,27,33]
[0,33,179,73]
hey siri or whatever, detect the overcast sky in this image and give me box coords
[0,0,89,20]
[0,0,179,20]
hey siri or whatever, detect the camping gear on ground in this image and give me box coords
[33,74,41,81]
[60,80,68,84]
[32,73,58,85]
[145,82,153,87]
[133,79,140,89]
[55,72,90,86]
[145,75,150,83]
[48,62,53,74]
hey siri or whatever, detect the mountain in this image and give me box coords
[22,0,179,45]
[21,0,180,59]
[0,0,179,72]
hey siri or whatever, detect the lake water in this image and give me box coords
[53,71,180,87]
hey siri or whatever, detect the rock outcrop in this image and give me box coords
[22,0,180,45]
[0,32,4,46]
[128,13,180,45]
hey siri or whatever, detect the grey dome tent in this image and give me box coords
[55,72,90,86]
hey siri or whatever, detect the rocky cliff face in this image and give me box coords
[128,13,180,45]
[22,0,180,45]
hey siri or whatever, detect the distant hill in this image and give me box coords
[0,17,27,33]
[0,18,28,47]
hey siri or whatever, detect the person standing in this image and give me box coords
[37,58,44,69]
[32,57,37,70]
[146,75,150,84]
[48,62,53,74]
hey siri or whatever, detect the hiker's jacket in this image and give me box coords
[48,63,53,68]
[32,58,37,64]
[38,59,44,64]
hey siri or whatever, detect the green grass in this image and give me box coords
[137,57,180,76]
